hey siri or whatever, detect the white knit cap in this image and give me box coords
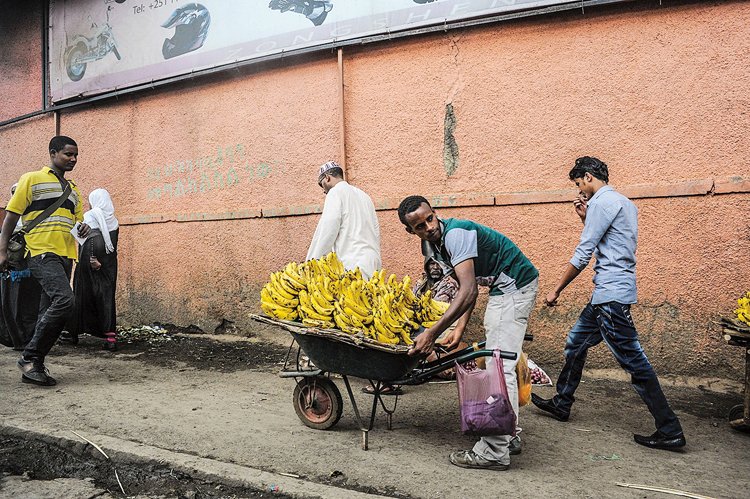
[317,160,340,183]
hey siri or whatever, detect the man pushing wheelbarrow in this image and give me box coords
[398,195,539,471]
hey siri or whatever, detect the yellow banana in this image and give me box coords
[273,273,299,297]
[302,318,334,329]
[348,313,366,329]
[343,304,369,323]
[319,276,335,302]
[308,259,324,280]
[310,290,334,315]
[373,315,394,337]
[330,252,345,275]
[369,269,382,286]
[349,268,362,281]
[431,299,450,313]
[260,296,288,313]
[261,300,297,319]
[399,329,414,346]
[297,291,316,315]
[360,288,373,309]
[299,305,332,322]
[343,292,370,317]
[275,308,299,321]
[269,276,295,300]
[283,264,307,290]
[340,324,362,335]
[334,313,352,330]
[261,286,299,309]
[376,331,400,345]
[320,257,339,281]
[380,310,403,330]
[390,303,411,324]
[387,274,398,287]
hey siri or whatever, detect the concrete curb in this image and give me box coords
[0,420,384,499]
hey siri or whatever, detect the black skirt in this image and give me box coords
[70,228,118,337]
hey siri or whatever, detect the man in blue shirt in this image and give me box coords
[532,156,685,450]
[399,195,539,470]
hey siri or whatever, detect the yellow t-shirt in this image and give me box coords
[5,167,83,260]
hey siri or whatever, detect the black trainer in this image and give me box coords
[531,393,569,422]
[17,357,57,386]
[633,431,686,451]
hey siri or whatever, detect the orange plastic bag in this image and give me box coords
[516,352,532,407]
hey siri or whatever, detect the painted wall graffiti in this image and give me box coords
[145,144,287,201]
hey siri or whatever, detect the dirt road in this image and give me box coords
[1,327,748,498]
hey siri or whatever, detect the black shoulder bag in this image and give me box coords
[7,181,72,269]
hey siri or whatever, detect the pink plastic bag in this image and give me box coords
[456,350,516,436]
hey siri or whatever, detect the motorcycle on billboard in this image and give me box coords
[64,5,121,82]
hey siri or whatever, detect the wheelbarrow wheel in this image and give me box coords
[293,377,343,430]
[728,404,744,421]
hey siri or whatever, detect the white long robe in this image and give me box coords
[306,181,381,279]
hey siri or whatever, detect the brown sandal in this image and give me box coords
[361,384,403,396]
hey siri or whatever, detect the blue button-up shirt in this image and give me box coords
[570,185,638,305]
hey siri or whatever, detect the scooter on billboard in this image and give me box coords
[64,5,121,82]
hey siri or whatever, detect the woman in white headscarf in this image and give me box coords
[65,188,120,350]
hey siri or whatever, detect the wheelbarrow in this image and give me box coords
[250,313,521,449]
[720,318,750,432]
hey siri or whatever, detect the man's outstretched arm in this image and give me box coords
[544,263,583,306]
[409,258,477,356]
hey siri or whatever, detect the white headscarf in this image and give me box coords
[83,188,119,253]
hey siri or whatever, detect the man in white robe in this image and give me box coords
[306,161,381,280]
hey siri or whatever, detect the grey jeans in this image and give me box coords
[472,278,538,464]
[23,253,74,361]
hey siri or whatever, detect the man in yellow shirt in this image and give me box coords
[0,136,90,386]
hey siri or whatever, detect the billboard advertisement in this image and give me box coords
[49,0,575,102]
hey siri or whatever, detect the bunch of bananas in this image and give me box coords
[259,261,307,321]
[735,292,750,326]
[416,290,450,327]
[260,253,450,346]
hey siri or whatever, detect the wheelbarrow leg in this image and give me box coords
[341,376,378,450]
[372,382,399,431]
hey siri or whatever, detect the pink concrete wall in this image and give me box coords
[1,1,749,377]
[0,0,43,122]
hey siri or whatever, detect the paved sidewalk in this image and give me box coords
[1,333,748,498]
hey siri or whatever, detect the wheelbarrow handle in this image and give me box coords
[394,348,517,385]
[425,335,530,368]
[468,334,533,350]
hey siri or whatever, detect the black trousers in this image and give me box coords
[23,253,74,361]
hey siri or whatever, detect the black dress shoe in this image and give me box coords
[633,431,686,450]
[17,357,57,386]
[531,393,569,422]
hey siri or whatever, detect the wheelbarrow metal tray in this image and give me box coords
[250,313,420,381]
